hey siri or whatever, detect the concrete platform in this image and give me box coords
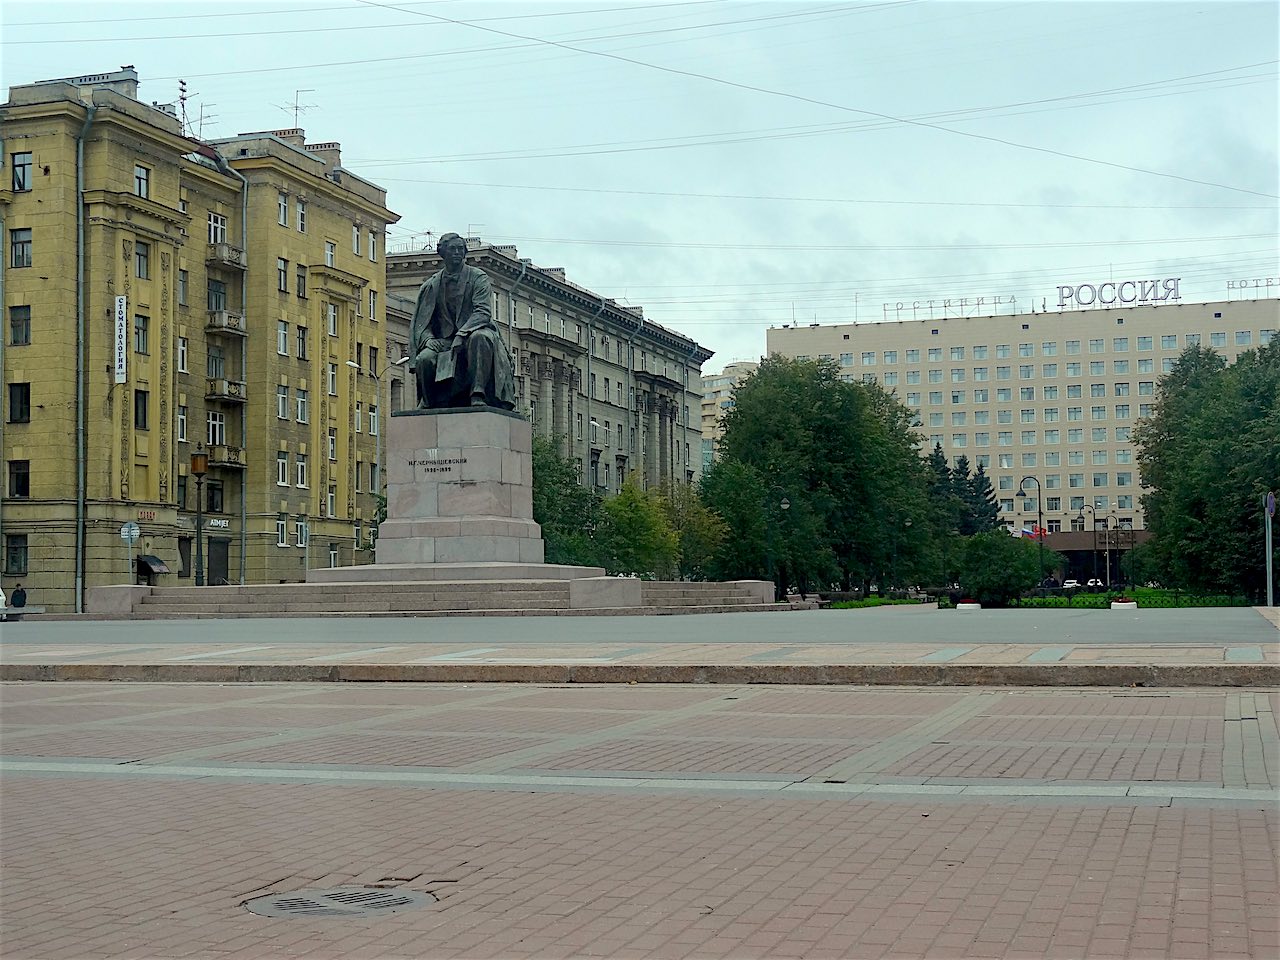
[3,606,1276,687]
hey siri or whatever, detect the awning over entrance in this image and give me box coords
[137,555,171,574]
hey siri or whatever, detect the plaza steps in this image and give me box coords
[122,579,786,619]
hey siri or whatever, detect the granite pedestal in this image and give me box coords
[375,407,545,565]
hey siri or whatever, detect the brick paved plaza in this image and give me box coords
[2,680,1277,959]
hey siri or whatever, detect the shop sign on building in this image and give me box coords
[114,296,128,383]
[1056,278,1180,308]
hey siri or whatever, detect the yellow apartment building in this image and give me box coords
[1,68,398,612]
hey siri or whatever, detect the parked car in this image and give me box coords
[1062,579,1081,589]
[1086,578,1104,588]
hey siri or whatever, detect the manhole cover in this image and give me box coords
[243,886,437,919]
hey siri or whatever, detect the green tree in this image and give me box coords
[956,530,1064,605]
[714,356,928,595]
[596,475,679,578]
[700,459,770,582]
[660,481,728,581]
[531,433,603,567]
[1134,342,1280,597]
[967,462,1001,533]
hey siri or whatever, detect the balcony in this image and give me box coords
[205,309,247,337]
[205,378,247,404]
[209,444,246,469]
[206,242,247,270]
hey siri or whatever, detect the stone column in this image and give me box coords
[540,357,555,438]
[644,392,659,487]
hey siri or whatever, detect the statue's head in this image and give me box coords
[437,232,467,254]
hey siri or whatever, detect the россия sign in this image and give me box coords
[1056,278,1181,309]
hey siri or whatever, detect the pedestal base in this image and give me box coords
[375,407,545,566]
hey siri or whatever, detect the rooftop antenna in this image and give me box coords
[275,89,316,128]
[178,79,190,136]
[196,102,218,139]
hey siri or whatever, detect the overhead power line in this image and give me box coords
[354,0,1279,199]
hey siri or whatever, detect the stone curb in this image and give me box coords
[2,662,1275,687]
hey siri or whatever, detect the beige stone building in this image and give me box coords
[1,68,397,611]
[767,298,1278,533]
[700,361,758,469]
[387,240,712,493]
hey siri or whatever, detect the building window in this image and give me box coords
[277,320,289,355]
[207,344,224,379]
[208,212,226,244]
[205,481,224,513]
[277,192,288,225]
[176,335,188,372]
[355,401,362,433]
[6,459,29,498]
[369,404,378,436]
[177,405,188,441]
[297,200,307,233]
[296,453,308,488]
[353,224,361,254]
[177,269,188,306]
[296,265,307,298]
[1236,330,1253,346]
[328,427,337,460]
[277,451,289,486]
[295,518,308,547]
[368,232,377,262]
[1093,473,1108,487]
[324,241,335,266]
[135,241,151,279]
[369,346,378,376]
[9,305,31,346]
[297,326,309,359]
[10,228,32,268]
[207,278,227,312]
[277,384,289,419]
[134,389,149,429]
[327,486,337,517]
[133,164,150,198]
[11,152,33,191]
[130,314,148,354]
[296,388,309,423]
[6,384,30,424]
[327,303,337,336]
[207,410,226,445]
[5,534,29,574]
[369,289,377,320]
[328,363,338,395]
[277,517,288,546]
[277,258,288,292]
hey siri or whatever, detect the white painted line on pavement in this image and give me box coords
[411,647,501,662]
[304,646,404,662]
[165,646,272,661]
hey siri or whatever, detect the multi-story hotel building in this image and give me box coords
[700,361,758,469]
[387,240,712,494]
[767,297,1277,538]
[1,68,398,611]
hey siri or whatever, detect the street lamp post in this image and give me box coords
[190,444,208,587]
[1118,519,1134,588]
[764,490,790,601]
[1102,514,1119,588]
[1018,476,1045,586]
[1077,504,1098,584]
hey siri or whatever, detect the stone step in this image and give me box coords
[121,602,796,620]
[140,589,569,605]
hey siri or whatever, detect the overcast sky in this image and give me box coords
[4,0,1277,371]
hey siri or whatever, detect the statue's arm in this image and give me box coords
[457,269,494,334]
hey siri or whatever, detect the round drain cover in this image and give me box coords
[244,886,437,919]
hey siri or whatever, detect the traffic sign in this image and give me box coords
[119,522,140,543]
[1268,491,1276,518]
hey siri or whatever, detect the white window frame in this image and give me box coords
[177,336,189,372]
[296,388,309,424]
[177,405,187,442]
[277,451,289,486]
[277,384,289,419]
[296,454,308,488]
[278,192,288,226]
[277,320,289,356]
[297,199,307,233]
[208,212,226,245]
